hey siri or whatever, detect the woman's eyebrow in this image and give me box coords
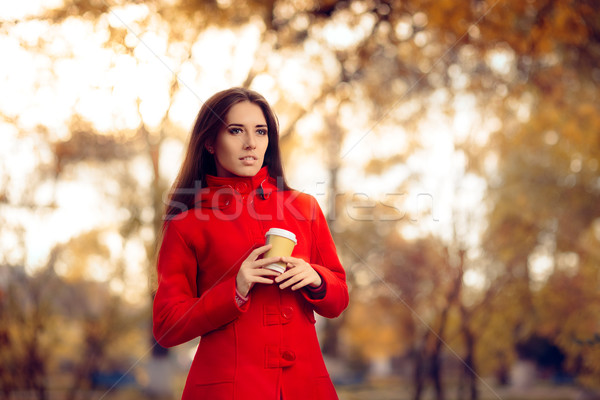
[227,123,268,128]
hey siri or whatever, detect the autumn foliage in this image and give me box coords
[1,1,599,399]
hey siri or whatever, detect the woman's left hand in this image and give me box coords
[274,256,322,291]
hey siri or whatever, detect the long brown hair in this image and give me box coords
[164,87,290,220]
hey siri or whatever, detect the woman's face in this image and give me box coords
[212,101,269,178]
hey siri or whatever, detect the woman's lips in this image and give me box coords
[240,156,257,165]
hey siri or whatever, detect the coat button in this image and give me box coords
[281,306,294,320]
[235,182,249,193]
[282,350,296,361]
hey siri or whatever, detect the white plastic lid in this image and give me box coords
[265,228,297,244]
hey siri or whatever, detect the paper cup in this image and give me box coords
[264,228,297,273]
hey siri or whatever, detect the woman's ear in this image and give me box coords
[205,144,214,154]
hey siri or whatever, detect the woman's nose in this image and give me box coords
[244,133,256,149]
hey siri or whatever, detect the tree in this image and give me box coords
[471,0,600,390]
[4,0,600,397]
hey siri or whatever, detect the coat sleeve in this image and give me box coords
[152,220,247,348]
[301,197,349,318]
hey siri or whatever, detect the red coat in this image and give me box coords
[153,167,349,400]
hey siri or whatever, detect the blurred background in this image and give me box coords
[1,1,599,399]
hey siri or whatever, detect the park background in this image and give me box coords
[1,0,599,399]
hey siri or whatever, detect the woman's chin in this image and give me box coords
[218,166,261,178]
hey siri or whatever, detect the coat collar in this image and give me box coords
[205,166,270,194]
[195,167,276,209]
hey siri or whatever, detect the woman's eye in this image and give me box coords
[229,128,243,134]
[257,129,267,135]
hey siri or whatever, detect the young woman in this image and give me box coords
[152,87,349,399]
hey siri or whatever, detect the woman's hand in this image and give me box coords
[274,256,322,291]
[236,244,281,297]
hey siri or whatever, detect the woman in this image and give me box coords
[153,87,349,399]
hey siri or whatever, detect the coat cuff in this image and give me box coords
[303,273,326,299]
[300,264,348,318]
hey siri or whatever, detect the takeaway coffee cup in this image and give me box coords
[264,228,297,274]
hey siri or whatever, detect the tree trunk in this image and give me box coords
[429,341,444,400]
[427,248,465,400]
[462,321,478,400]
[412,345,426,400]
[319,112,345,357]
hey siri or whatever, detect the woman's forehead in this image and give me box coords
[225,101,266,125]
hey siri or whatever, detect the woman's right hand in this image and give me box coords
[236,244,281,297]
